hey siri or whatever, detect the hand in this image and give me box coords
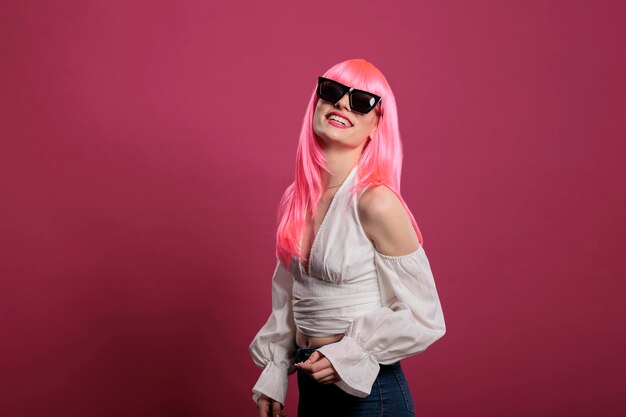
[256,393,286,417]
[294,351,342,384]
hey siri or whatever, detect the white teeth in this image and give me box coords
[328,115,351,126]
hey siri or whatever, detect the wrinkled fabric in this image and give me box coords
[248,259,297,406]
[291,166,384,337]
[248,165,446,405]
[316,246,446,397]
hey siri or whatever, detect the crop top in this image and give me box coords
[291,166,384,337]
[248,165,446,406]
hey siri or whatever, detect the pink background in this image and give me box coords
[1,1,625,416]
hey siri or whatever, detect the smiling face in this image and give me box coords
[312,86,380,149]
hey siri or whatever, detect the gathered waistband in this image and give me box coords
[292,291,383,337]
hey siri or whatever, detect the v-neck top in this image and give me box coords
[248,166,447,406]
[291,165,384,336]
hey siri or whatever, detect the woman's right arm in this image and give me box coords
[248,257,297,408]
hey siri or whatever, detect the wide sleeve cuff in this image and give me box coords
[251,361,289,406]
[315,335,380,398]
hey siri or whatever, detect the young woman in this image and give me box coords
[249,58,446,417]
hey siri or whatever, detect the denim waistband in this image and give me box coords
[295,344,326,362]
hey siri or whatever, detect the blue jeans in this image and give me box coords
[295,342,415,417]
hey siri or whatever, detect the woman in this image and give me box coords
[249,58,446,417]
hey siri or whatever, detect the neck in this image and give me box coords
[320,148,362,188]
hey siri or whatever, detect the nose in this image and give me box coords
[334,93,351,111]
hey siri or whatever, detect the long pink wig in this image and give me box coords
[275,58,423,269]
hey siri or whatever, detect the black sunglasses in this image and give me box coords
[317,76,382,115]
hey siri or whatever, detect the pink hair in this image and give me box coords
[275,58,423,269]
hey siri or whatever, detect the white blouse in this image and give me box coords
[248,166,446,405]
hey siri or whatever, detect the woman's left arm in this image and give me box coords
[315,185,447,398]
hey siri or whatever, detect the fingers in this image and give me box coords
[317,374,339,384]
[257,395,270,417]
[257,395,286,417]
[271,400,286,417]
[295,351,341,384]
[296,357,330,374]
[307,351,321,363]
[294,350,321,369]
[311,367,337,384]
[311,366,334,379]
[296,360,340,384]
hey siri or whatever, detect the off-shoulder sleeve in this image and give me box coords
[316,245,446,398]
[248,257,297,406]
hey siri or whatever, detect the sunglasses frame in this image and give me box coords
[317,76,382,115]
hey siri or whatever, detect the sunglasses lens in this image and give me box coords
[351,92,378,113]
[319,79,345,103]
[318,78,380,114]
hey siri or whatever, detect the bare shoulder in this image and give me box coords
[358,185,401,219]
[357,185,421,256]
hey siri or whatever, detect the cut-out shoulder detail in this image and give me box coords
[374,244,423,260]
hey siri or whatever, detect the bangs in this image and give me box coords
[323,59,387,100]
